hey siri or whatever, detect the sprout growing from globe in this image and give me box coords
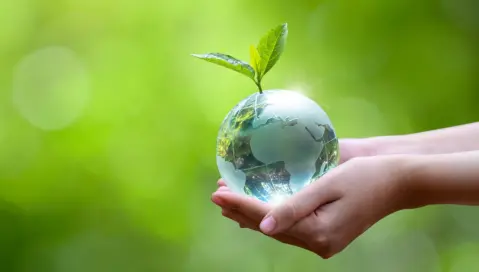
[192,23,340,203]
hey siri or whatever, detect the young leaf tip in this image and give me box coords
[254,22,289,82]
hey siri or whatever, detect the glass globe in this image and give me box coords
[216,90,339,203]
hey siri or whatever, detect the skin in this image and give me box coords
[211,122,479,259]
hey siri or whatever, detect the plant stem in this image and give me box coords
[255,79,263,94]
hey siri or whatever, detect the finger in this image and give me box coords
[259,167,343,235]
[211,189,233,207]
[222,208,310,250]
[212,191,270,222]
[338,138,373,164]
[338,138,358,164]
[221,208,259,230]
[217,186,230,192]
[217,179,227,187]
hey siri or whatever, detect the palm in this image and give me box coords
[212,139,370,251]
[215,180,310,250]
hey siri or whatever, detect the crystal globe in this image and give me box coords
[216,90,339,203]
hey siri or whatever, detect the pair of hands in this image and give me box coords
[211,139,409,259]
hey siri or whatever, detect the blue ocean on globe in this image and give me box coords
[216,90,339,203]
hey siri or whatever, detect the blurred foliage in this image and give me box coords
[0,0,478,271]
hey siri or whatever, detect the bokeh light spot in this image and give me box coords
[12,46,90,131]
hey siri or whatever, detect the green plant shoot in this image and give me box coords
[192,23,288,94]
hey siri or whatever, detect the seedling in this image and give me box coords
[192,23,288,94]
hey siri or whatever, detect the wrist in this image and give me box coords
[382,154,426,212]
[393,154,434,210]
[399,151,479,208]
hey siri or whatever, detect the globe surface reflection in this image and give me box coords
[216,90,339,203]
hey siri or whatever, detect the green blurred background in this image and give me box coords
[1,0,478,271]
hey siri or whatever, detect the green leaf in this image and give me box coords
[249,45,261,75]
[191,53,255,80]
[256,23,288,79]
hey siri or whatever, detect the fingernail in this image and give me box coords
[260,216,276,234]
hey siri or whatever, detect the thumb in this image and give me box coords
[259,173,340,235]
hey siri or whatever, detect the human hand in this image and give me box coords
[336,138,376,163]
[214,137,377,226]
[212,154,409,258]
[212,137,371,242]
[214,179,313,251]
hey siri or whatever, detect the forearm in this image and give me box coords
[368,122,479,156]
[401,151,479,209]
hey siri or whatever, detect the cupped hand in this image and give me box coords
[212,152,409,258]
[214,179,313,251]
